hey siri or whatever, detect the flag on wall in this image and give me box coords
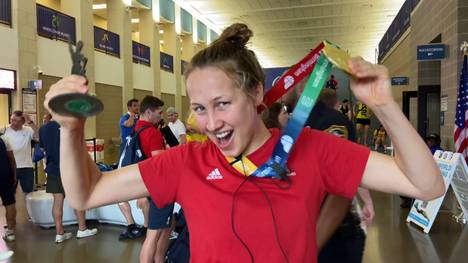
[454,45,468,162]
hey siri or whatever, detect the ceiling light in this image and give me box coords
[160,30,164,34]
[92,4,107,10]
[122,0,132,7]
[160,40,164,44]
[131,18,140,23]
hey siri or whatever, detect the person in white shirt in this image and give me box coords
[2,111,39,194]
[166,107,186,144]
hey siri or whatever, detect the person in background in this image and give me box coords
[355,101,371,145]
[262,102,290,130]
[120,99,140,152]
[2,111,38,196]
[373,125,387,152]
[39,117,98,243]
[166,107,187,144]
[186,112,208,143]
[426,133,443,155]
[0,135,17,242]
[325,74,338,90]
[135,96,174,263]
[43,113,52,125]
[284,87,374,263]
[118,98,146,240]
[339,99,352,120]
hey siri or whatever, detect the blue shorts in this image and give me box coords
[16,168,34,193]
[148,198,174,230]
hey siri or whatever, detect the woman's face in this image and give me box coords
[186,67,263,157]
[278,105,289,129]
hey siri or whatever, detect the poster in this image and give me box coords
[22,89,37,113]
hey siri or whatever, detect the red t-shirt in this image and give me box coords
[135,120,165,157]
[138,128,370,262]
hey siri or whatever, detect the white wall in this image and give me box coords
[0,26,18,70]
[37,37,71,77]
[95,51,124,87]
[133,64,154,91]
[160,70,176,94]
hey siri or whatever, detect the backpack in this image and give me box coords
[118,125,150,168]
[166,210,190,263]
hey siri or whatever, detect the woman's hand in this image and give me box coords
[44,75,88,130]
[348,57,394,109]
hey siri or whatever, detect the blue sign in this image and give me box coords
[181,60,188,74]
[391,77,409,85]
[94,27,120,58]
[132,41,151,66]
[263,67,289,93]
[0,0,12,26]
[36,4,76,44]
[417,44,446,60]
[160,52,174,73]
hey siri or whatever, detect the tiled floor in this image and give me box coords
[0,190,466,262]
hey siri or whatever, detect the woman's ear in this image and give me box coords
[255,84,264,106]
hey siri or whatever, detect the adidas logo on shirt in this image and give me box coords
[206,168,223,180]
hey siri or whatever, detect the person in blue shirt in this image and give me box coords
[426,133,443,155]
[119,99,140,151]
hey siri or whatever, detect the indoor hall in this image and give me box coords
[1,0,468,262]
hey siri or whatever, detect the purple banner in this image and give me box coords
[132,41,151,66]
[36,4,76,44]
[378,0,419,62]
[160,52,174,73]
[0,0,12,26]
[263,67,289,93]
[94,26,120,58]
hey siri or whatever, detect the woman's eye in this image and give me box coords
[192,106,205,113]
[217,101,230,108]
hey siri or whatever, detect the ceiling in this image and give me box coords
[176,0,406,67]
[93,0,406,67]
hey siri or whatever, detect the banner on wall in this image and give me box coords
[263,67,290,93]
[406,151,468,233]
[132,41,151,66]
[94,27,120,57]
[22,89,37,124]
[36,4,76,44]
[160,52,174,73]
[0,0,12,26]
[378,0,420,62]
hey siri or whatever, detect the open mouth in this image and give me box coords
[214,130,234,148]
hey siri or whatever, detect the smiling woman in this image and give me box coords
[43,23,444,263]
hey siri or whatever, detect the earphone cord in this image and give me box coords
[230,156,290,263]
[231,176,255,263]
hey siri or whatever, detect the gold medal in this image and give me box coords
[322,41,352,74]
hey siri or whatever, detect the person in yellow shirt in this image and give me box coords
[355,102,371,145]
[373,125,387,152]
[186,113,208,143]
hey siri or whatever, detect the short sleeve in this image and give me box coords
[306,129,370,199]
[146,129,165,155]
[119,114,128,128]
[27,126,34,140]
[138,146,185,208]
[1,136,12,151]
[177,121,186,135]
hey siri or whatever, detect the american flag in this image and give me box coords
[454,53,468,162]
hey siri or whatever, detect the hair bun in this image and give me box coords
[215,23,252,47]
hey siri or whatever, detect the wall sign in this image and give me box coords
[417,44,446,61]
[37,4,76,44]
[94,26,120,57]
[160,52,174,73]
[391,77,409,86]
[132,41,151,66]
